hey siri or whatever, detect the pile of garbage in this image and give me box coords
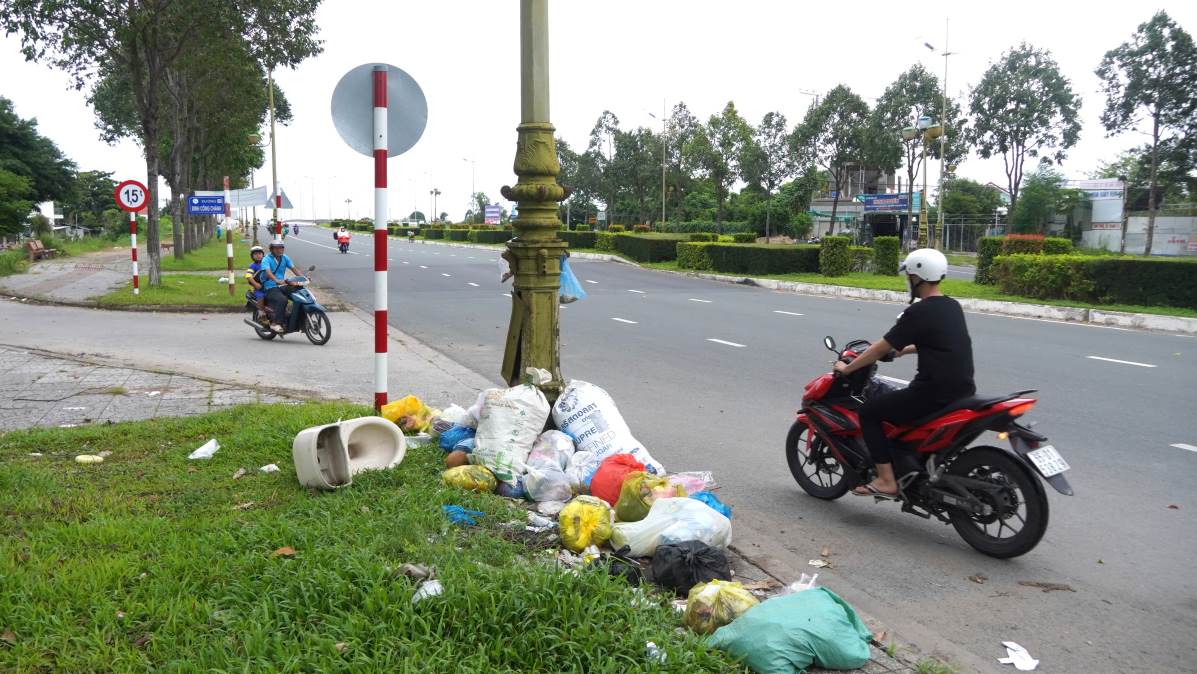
[388,369,875,672]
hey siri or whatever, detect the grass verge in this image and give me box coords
[161,236,244,272]
[97,274,245,308]
[0,249,29,277]
[0,403,743,672]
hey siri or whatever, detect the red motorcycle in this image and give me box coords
[786,336,1073,558]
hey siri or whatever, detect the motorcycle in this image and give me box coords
[785,335,1073,558]
[243,265,332,346]
[338,238,350,253]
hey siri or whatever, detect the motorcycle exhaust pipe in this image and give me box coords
[243,318,266,330]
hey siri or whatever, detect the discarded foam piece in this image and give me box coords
[292,416,406,490]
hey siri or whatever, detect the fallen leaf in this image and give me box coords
[808,559,831,569]
[271,546,296,558]
[1167,504,1179,510]
[1018,580,1075,593]
[133,633,152,648]
[968,574,988,585]
[233,502,255,511]
[334,642,347,652]
[232,468,247,480]
[1,630,15,644]
[820,546,831,557]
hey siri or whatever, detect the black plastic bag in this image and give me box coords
[650,541,732,595]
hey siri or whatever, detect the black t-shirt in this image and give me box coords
[884,295,975,401]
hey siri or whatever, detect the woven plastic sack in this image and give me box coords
[526,430,575,471]
[615,471,685,522]
[552,380,664,474]
[473,383,550,487]
[650,541,732,595]
[589,454,644,507]
[441,465,496,493]
[558,495,613,552]
[610,497,732,557]
[707,588,873,673]
[683,580,759,634]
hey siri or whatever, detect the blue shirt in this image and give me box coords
[245,262,265,299]
[261,254,293,290]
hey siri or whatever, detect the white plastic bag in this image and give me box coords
[610,497,732,557]
[552,380,664,474]
[525,466,573,502]
[465,389,490,428]
[527,430,575,471]
[438,403,470,427]
[188,439,220,460]
[564,450,600,494]
[472,384,550,487]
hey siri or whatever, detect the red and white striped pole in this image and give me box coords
[373,65,389,410]
[224,176,234,295]
[129,211,139,295]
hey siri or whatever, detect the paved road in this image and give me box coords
[286,233,1195,672]
[946,263,976,280]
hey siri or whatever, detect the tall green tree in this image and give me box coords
[1094,141,1196,209]
[0,97,76,204]
[664,102,700,223]
[741,112,794,241]
[61,170,116,227]
[586,111,621,224]
[1096,10,1197,255]
[1010,162,1087,235]
[611,127,660,224]
[685,101,752,229]
[0,169,35,238]
[791,85,871,235]
[969,43,1081,223]
[939,178,1003,221]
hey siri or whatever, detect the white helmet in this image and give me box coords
[900,248,947,283]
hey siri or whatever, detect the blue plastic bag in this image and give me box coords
[691,491,732,519]
[559,256,587,303]
[454,437,476,454]
[439,424,476,451]
[442,504,485,527]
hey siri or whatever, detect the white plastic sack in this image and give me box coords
[527,430,575,471]
[472,384,550,487]
[525,466,574,502]
[552,380,664,475]
[438,403,470,428]
[610,497,732,557]
[564,450,601,494]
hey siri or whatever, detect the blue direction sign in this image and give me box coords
[187,195,224,215]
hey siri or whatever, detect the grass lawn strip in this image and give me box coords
[0,403,744,672]
[161,236,247,272]
[97,274,245,308]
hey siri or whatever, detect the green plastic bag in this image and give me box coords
[706,588,872,673]
[614,471,684,522]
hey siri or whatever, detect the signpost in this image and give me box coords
[332,62,428,410]
[187,195,224,216]
[224,176,234,296]
[114,179,148,295]
[484,204,502,225]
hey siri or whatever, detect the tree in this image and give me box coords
[741,112,794,241]
[586,111,621,224]
[685,101,752,229]
[1095,141,1197,209]
[407,211,426,223]
[0,97,76,204]
[969,43,1081,223]
[791,85,871,235]
[610,127,659,224]
[939,178,1003,221]
[60,170,116,228]
[0,168,35,238]
[664,102,700,223]
[1096,11,1197,255]
[1010,162,1086,235]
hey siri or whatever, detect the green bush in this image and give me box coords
[613,233,688,263]
[607,224,625,233]
[849,246,873,273]
[0,249,29,277]
[559,231,597,249]
[689,233,717,242]
[425,228,445,239]
[873,236,900,276]
[819,236,852,277]
[662,221,755,234]
[595,231,617,251]
[992,255,1197,308]
[632,224,650,232]
[448,229,469,241]
[1042,237,1074,255]
[469,229,513,244]
[677,242,821,275]
[574,224,592,232]
[977,235,1074,284]
[731,233,756,244]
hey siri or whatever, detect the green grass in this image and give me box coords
[0,403,743,672]
[0,249,28,276]
[97,274,245,308]
[945,253,975,267]
[915,658,959,674]
[161,235,244,272]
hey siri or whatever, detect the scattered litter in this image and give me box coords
[690,491,732,519]
[526,466,573,503]
[232,468,247,480]
[147,391,160,397]
[398,563,433,580]
[536,500,566,517]
[381,395,437,435]
[615,471,683,522]
[270,546,296,558]
[559,495,613,552]
[233,502,255,510]
[443,504,485,527]
[411,579,444,604]
[97,450,112,458]
[998,641,1039,671]
[188,439,219,460]
[644,641,666,664]
[684,580,759,634]
[591,454,646,506]
[441,465,497,493]
[1167,504,1179,510]
[28,452,42,457]
[334,642,347,653]
[0,630,14,645]
[778,573,820,595]
[651,540,732,595]
[116,610,126,619]
[969,574,988,585]
[132,633,151,648]
[259,464,280,473]
[526,512,556,531]
[74,454,104,464]
[820,546,831,558]
[58,423,77,428]
[808,559,832,569]
[666,470,717,495]
[1018,581,1075,593]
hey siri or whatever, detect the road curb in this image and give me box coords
[1,291,347,314]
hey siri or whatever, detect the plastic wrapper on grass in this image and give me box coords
[683,580,759,634]
[558,495,613,552]
[441,465,497,493]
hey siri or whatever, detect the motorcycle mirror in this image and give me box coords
[823,336,837,352]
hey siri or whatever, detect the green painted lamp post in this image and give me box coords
[499,0,570,401]
[901,117,943,250]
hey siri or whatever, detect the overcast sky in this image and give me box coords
[4,1,1195,221]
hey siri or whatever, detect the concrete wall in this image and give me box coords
[1081,216,1197,255]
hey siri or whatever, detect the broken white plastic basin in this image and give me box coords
[292,416,406,490]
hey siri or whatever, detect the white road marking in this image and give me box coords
[441,273,451,277]
[467,282,479,287]
[585,280,598,284]
[467,256,474,260]
[688,298,712,303]
[450,254,456,257]
[707,338,746,348]
[419,265,428,269]
[611,317,638,324]
[1171,443,1197,453]
[402,261,409,264]
[627,289,645,294]
[502,293,512,298]
[774,310,804,316]
[1086,355,1156,368]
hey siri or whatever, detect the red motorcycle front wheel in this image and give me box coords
[786,422,851,500]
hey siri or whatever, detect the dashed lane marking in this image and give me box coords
[419,265,428,269]
[707,338,746,348]
[1086,356,1156,368]
[467,282,479,287]
[1171,443,1197,453]
[611,317,638,324]
[585,280,598,284]
[441,273,451,277]
[688,298,711,303]
[773,310,804,316]
[627,289,645,294]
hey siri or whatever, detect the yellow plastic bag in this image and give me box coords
[558,495,613,552]
[614,471,685,522]
[683,580,759,634]
[441,465,497,493]
[382,395,435,434]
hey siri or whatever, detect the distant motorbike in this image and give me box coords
[785,335,1073,558]
[243,265,331,345]
[338,237,350,253]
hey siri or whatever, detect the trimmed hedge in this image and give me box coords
[559,231,597,249]
[596,232,617,251]
[663,221,755,234]
[689,233,717,242]
[424,228,445,239]
[849,246,873,273]
[992,254,1197,308]
[574,224,592,232]
[731,233,756,243]
[613,234,688,263]
[469,229,513,244]
[819,236,852,277]
[976,235,1074,284]
[677,243,821,275]
[607,224,626,232]
[632,224,651,232]
[447,229,470,241]
[873,236,900,276]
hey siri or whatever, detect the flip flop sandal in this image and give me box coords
[853,484,899,499]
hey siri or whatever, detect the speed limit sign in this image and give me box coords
[114,179,148,212]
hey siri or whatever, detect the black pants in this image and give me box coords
[265,286,296,324]
[859,387,949,464]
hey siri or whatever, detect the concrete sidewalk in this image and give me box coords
[0,247,132,303]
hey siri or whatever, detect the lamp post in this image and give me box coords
[267,69,281,238]
[648,102,667,231]
[462,157,475,219]
[901,116,942,249]
[498,0,568,400]
[429,188,441,223]
[344,198,352,220]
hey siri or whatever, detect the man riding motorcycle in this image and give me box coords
[335,226,350,253]
[832,248,975,497]
[260,238,302,334]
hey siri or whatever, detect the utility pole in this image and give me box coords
[268,69,281,238]
[499,0,567,400]
[935,19,954,250]
[659,99,666,230]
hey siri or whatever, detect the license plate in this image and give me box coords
[1027,445,1070,477]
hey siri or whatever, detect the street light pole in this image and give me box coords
[268,68,281,238]
[345,198,352,220]
[935,19,953,250]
